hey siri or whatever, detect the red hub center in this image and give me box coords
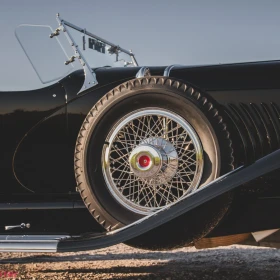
[138,155,151,168]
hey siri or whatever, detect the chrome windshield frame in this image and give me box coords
[52,13,138,94]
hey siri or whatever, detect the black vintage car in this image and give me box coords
[1,14,280,252]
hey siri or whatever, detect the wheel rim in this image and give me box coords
[102,108,204,215]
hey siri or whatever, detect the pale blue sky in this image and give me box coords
[1,0,280,90]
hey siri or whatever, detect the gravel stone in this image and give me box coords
[0,244,280,279]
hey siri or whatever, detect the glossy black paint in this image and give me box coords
[0,82,66,194]
[171,60,280,90]
[1,61,280,236]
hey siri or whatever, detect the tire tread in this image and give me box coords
[74,77,234,231]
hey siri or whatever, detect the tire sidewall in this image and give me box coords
[82,85,222,225]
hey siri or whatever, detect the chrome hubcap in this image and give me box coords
[129,144,163,178]
[102,108,204,215]
[129,138,179,186]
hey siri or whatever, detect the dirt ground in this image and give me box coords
[0,243,280,280]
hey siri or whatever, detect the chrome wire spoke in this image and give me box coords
[102,108,204,215]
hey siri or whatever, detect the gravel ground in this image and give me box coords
[0,243,280,280]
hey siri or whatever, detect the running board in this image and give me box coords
[0,235,69,252]
[0,149,279,253]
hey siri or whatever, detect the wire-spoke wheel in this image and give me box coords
[75,77,234,249]
[102,109,204,214]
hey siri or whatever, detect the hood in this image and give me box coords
[60,60,280,99]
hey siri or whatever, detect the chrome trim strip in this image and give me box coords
[136,67,151,78]
[0,235,69,241]
[0,201,85,210]
[0,235,69,252]
[163,64,181,77]
[0,243,57,253]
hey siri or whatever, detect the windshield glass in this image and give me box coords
[15,24,77,84]
[15,16,137,85]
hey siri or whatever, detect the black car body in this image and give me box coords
[1,15,280,252]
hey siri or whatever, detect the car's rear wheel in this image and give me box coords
[75,77,234,249]
[102,108,204,215]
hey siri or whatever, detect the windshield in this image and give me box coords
[15,14,138,89]
[15,24,76,84]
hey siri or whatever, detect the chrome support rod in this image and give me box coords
[61,19,132,55]
[58,15,138,67]
[131,55,139,67]
[56,14,98,94]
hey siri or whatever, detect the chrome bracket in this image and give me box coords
[54,14,98,94]
[49,28,60,38]
[163,64,181,77]
[65,55,76,65]
[136,67,151,78]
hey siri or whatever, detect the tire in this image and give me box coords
[75,77,234,249]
